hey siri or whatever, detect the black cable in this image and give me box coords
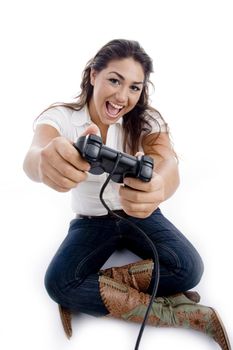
[99,153,160,350]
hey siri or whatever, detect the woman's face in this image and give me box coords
[89,57,145,127]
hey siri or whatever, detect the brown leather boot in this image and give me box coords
[58,259,153,339]
[58,259,200,338]
[100,259,154,292]
[99,275,231,350]
[101,258,201,303]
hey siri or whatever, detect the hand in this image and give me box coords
[39,124,99,192]
[119,172,165,218]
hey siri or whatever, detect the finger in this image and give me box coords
[120,200,154,218]
[134,151,144,158]
[124,172,160,192]
[123,176,152,191]
[120,197,150,212]
[46,152,88,183]
[41,160,87,189]
[42,174,71,192]
[80,123,100,137]
[54,140,90,172]
[56,124,100,170]
[119,185,155,203]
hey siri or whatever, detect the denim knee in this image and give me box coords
[44,262,108,316]
[183,251,204,290]
[44,264,63,305]
[194,255,204,285]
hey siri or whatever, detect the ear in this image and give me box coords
[90,68,97,86]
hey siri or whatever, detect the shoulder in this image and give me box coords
[34,105,90,139]
[38,105,85,121]
[35,104,90,128]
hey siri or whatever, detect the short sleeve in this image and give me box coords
[34,106,72,139]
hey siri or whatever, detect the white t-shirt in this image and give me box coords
[35,105,167,215]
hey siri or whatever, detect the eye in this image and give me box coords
[130,85,141,92]
[108,78,120,85]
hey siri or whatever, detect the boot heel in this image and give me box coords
[58,305,72,339]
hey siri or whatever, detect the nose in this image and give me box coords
[115,86,128,104]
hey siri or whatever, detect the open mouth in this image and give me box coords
[105,101,124,118]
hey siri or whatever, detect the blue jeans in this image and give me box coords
[44,208,204,316]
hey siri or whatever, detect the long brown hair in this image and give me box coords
[41,39,168,154]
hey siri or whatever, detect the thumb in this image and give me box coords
[80,123,100,137]
[134,151,144,158]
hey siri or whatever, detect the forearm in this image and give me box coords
[23,146,42,182]
[153,157,180,200]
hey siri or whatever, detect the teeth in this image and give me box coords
[109,101,124,109]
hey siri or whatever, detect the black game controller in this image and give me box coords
[74,134,154,183]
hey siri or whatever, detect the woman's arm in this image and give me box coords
[23,124,96,192]
[23,124,61,182]
[142,132,180,200]
[119,132,179,218]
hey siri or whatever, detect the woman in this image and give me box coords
[23,39,230,349]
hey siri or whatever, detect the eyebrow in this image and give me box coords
[108,71,144,85]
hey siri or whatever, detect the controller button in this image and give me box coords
[142,155,154,166]
[88,134,102,145]
[140,166,153,181]
[86,144,100,161]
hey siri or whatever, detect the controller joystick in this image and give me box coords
[74,134,154,183]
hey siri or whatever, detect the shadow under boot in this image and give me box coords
[99,275,231,350]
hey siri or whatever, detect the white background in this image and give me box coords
[0,0,232,349]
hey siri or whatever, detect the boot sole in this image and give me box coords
[210,308,231,350]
